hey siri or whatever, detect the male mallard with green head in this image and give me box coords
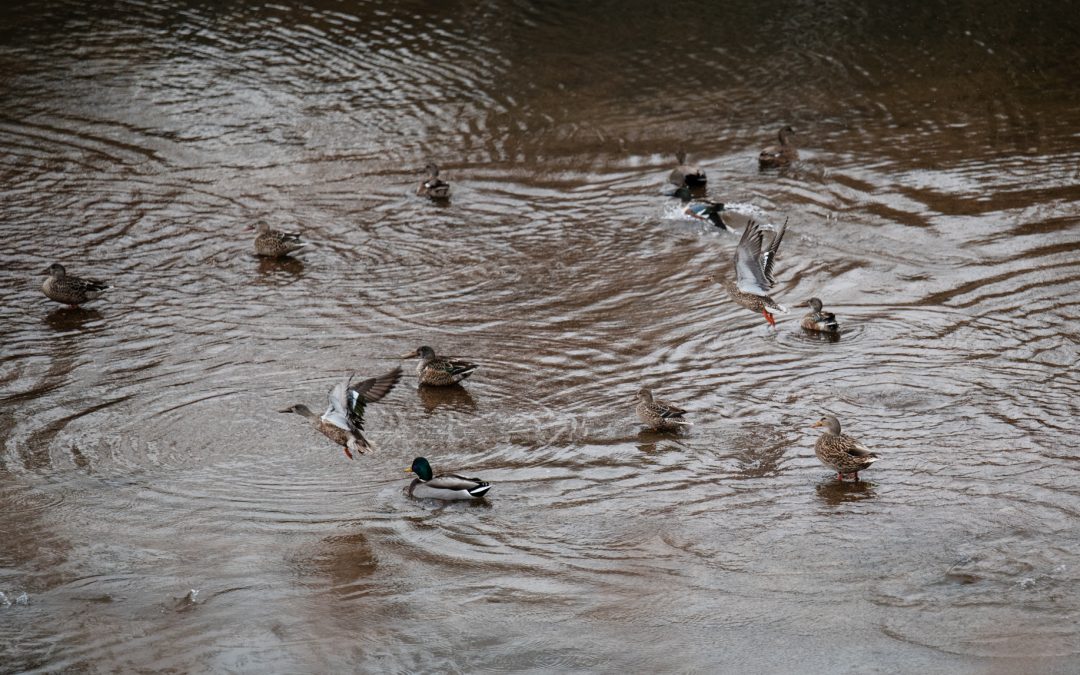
[714,219,788,327]
[250,222,307,258]
[406,456,491,500]
[635,388,692,431]
[42,263,108,307]
[812,414,878,481]
[669,150,707,189]
[400,346,477,386]
[417,163,451,200]
[280,367,401,459]
[758,126,798,169]
[801,297,839,333]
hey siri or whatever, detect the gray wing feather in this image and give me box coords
[322,374,354,431]
[734,220,771,295]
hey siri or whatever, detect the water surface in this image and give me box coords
[2,1,1079,672]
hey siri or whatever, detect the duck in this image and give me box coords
[812,414,878,481]
[406,456,491,500]
[683,201,736,233]
[714,218,788,327]
[758,126,798,169]
[801,298,840,333]
[635,388,692,431]
[668,150,707,189]
[42,263,108,307]
[417,163,451,200]
[250,222,307,258]
[400,346,477,386]
[280,366,401,459]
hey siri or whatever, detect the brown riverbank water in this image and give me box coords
[1,1,1079,672]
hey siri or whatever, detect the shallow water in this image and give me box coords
[2,1,1079,672]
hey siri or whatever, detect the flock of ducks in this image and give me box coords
[37,126,879,496]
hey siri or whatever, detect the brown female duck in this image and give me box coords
[714,219,788,327]
[280,367,401,459]
[250,223,307,258]
[812,414,878,481]
[635,388,692,431]
[42,263,108,307]
[400,346,477,386]
[758,126,798,169]
[801,298,840,333]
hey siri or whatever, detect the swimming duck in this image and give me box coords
[684,201,736,233]
[812,414,878,481]
[669,150,707,188]
[801,298,839,333]
[400,346,477,386]
[417,163,450,200]
[250,222,307,258]
[635,388,692,431]
[42,263,108,307]
[714,218,788,327]
[758,126,798,169]
[406,456,491,500]
[280,366,401,459]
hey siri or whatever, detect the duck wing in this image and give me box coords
[344,366,402,431]
[428,473,490,494]
[760,218,787,287]
[322,374,355,432]
[733,219,771,295]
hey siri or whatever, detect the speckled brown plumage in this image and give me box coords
[635,388,691,431]
[42,263,108,307]
[401,345,477,386]
[812,414,878,481]
[252,222,306,258]
[801,298,840,333]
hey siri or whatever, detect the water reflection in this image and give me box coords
[256,256,306,279]
[417,384,476,414]
[43,307,103,331]
[815,479,878,506]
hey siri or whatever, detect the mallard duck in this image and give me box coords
[417,163,450,200]
[812,414,878,481]
[714,218,788,327]
[406,456,491,500]
[669,150,707,188]
[250,222,307,258]
[400,346,477,386]
[635,388,692,431]
[684,201,736,233]
[801,298,839,333]
[280,366,401,459]
[758,126,798,169]
[42,263,108,307]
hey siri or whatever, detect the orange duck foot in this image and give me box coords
[343,447,354,460]
[762,310,776,327]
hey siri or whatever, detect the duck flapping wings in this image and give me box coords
[734,218,787,296]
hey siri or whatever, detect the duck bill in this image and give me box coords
[404,467,413,473]
[399,350,419,359]
[811,420,824,428]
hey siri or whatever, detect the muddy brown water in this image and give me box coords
[2,1,1079,672]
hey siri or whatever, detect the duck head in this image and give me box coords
[811,414,841,435]
[400,345,436,361]
[805,297,824,312]
[279,403,317,419]
[407,456,434,481]
[44,262,66,278]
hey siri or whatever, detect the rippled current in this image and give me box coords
[2,1,1079,672]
